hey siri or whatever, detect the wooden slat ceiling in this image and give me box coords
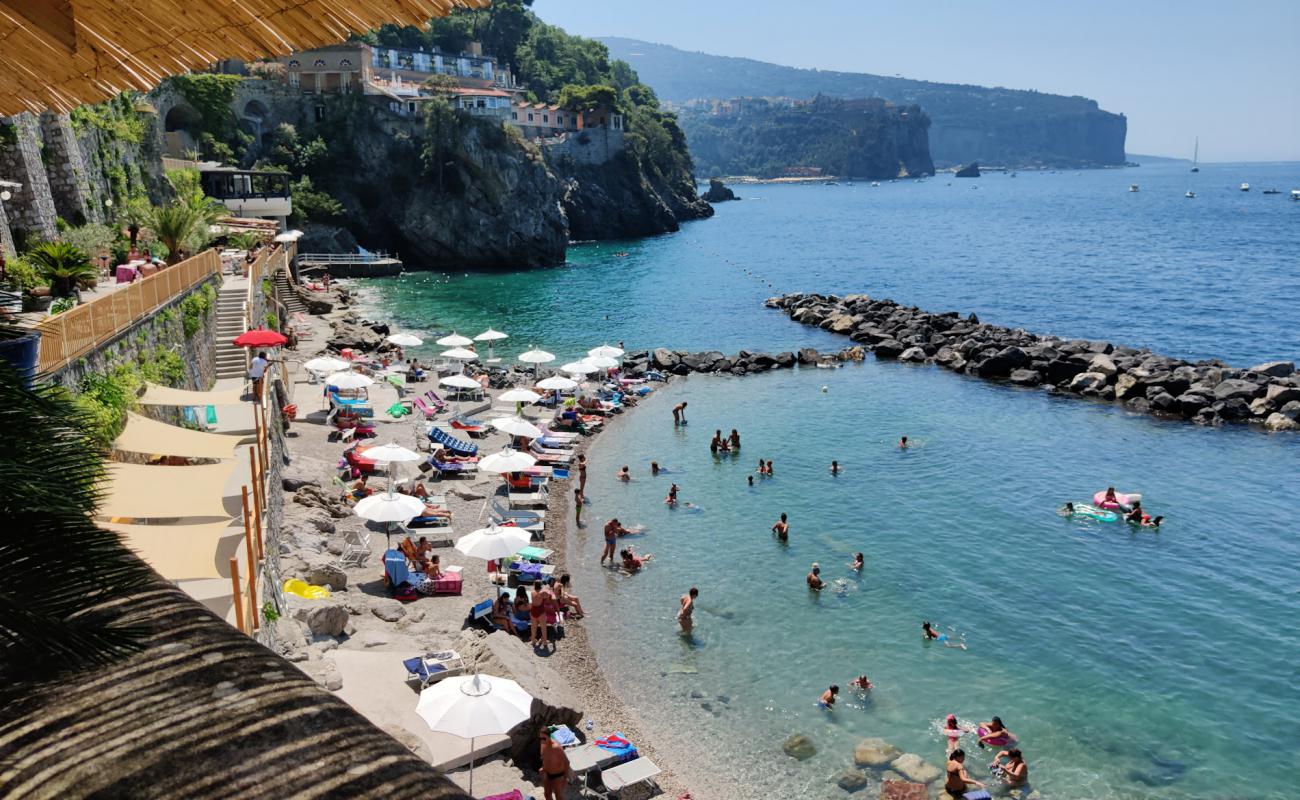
[0,0,488,116]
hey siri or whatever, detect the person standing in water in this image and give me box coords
[577,454,588,494]
[766,459,774,476]
[650,461,661,475]
[772,513,789,541]
[819,685,839,709]
[945,749,984,797]
[990,748,1028,788]
[601,519,620,566]
[673,401,688,425]
[807,563,825,591]
[665,483,679,505]
[616,465,630,481]
[678,586,697,633]
[899,436,909,449]
[573,488,584,526]
[729,429,741,450]
[851,552,864,571]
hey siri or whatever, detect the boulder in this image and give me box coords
[282,461,324,491]
[874,340,905,359]
[299,508,337,534]
[1281,400,1300,420]
[293,601,349,637]
[783,733,817,760]
[297,657,343,691]
[853,737,902,768]
[1213,378,1264,402]
[1265,413,1300,431]
[1265,384,1300,406]
[889,753,942,784]
[651,348,680,369]
[836,768,869,793]
[1177,393,1211,417]
[293,485,351,518]
[1009,369,1042,386]
[1248,360,1295,378]
[798,347,821,364]
[1086,353,1118,378]
[1148,391,1177,413]
[301,557,347,591]
[1215,398,1251,421]
[1114,373,1147,401]
[1069,372,1109,393]
[954,162,980,178]
[701,178,737,203]
[270,618,310,662]
[827,314,856,335]
[774,352,796,368]
[371,599,407,622]
[880,780,928,800]
[899,347,927,363]
[1043,358,1087,385]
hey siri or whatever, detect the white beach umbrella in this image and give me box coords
[535,375,578,391]
[584,354,619,370]
[303,356,349,374]
[354,491,425,523]
[441,347,478,361]
[474,328,509,363]
[588,344,625,359]
[491,415,543,439]
[560,360,598,375]
[437,332,474,347]
[325,371,374,389]
[362,442,422,463]
[497,388,542,405]
[386,333,424,347]
[455,523,533,561]
[478,447,537,474]
[416,673,534,796]
[517,347,555,365]
[440,374,481,390]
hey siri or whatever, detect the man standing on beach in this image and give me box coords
[673,401,688,425]
[601,518,619,565]
[539,727,572,800]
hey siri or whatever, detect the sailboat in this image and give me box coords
[1191,138,1199,173]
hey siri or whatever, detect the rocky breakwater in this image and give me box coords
[630,344,866,378]
[769,293,1300,432]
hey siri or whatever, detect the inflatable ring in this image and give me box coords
[1093,490,1140,510]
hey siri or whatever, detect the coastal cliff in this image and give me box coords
[555,146,712,241]
[679,96,934,179]
[601,37,1126,169]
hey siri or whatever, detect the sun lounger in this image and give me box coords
[340,529,371,567]
[412,396,441,418]
[508,483,548,509]
[567,743,621,776]
[599,757,660,794]
[402,650,465,689]
[468,598,495,630]
[449,418,490,438]
[428,427,478,456]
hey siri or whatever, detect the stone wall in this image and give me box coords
[39,112,100,225]
[542,127,624,166]
[48,274,221,409]
[0,114,58,248]
[0,198,14,257]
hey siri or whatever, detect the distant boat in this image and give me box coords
[1291,190,1300,201]
[1261,188,1280,195]
[824,181,839,186]
[1240,182,1250,192]
[1185,191,1196,198]
[1009,171,1018,177]
[1129,184,1140,192]
[1191,138,1199,172]
[870,181,880,187]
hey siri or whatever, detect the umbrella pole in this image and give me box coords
[468,736,475,796]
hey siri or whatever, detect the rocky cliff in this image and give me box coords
[601,37,1127,169]
[553,148,712,241]
[679,97,934,180]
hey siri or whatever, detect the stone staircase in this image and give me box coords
[213,284,248,380]
[274,269,307,316]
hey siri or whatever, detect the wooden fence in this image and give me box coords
[35,250,222,375]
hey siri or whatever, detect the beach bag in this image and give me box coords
[393,581,419,603]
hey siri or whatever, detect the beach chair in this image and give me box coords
[402,650,465,690]
[509,482,548,509]
[411,396,440,419]
[449,417,490,438]
[586,757,661,799]
[340,529,371,567]
[467,598,495,630]
[491,500,544,524]
[428,427,478,456]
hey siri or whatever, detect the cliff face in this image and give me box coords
[679,97,934,180]
[552,148,712,241]
[601,37,1127,168]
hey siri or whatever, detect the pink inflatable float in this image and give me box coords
[1093,490,1141,510]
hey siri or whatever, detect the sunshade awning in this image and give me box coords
[100,462,240,520]
[138,383,246,407]
[103,521,245,581]
[0,0,490,116]
[113,412,243,460]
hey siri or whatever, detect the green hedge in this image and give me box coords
[179,282,216,338]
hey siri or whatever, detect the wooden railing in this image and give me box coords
[35,250,222,375]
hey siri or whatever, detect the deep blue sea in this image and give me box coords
[357,162,1300,799]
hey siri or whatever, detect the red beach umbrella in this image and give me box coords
[232,328,287,348]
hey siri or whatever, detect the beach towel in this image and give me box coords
[510,562,546,581]
[550,725,578,747]
[595,733,637,762]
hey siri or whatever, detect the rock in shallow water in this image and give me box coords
[783,733,817,760]
[836,767,869,792]
[854,737,902,768]
[889,753,942,784]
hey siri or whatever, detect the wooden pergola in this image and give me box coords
[0,0,489,116]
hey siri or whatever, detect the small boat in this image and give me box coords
[1291,190,1300,201]
[1009,171,1017,177]
[1190,137,1199,172]
[1240,182,1250,191]
[1185,191,1196,198]
[870,181,880,187]
[1262,188,1280,195]
[1129,184,1140,192]
[824,181,839,186]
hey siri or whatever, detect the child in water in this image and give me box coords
[851,552,864,571]
[830,460,840,475]
[923,620,968,649]
[819,685,839,709]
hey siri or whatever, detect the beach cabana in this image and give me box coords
[113,412,243,460]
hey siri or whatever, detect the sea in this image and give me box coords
[356,161,1300,799]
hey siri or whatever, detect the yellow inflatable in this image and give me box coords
[282,578,331,599]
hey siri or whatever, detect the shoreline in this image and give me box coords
[274,286,691,798]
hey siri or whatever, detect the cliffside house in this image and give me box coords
[510,101,624,140]
[280,41,516,97]
[162,157,291,228]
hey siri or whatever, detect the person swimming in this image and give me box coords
[899,436,909,448]
[1143,515,1164,528]
[616,465,631,481]
[766,459,774,476]
[756,457,766,475]
[922,620,966,648]
[851,552,864,571]
[1060,501,1076,515]
[620,547,652,572]
[943,713,965,753]
[1125,501,1147,524]
[830,460,840,475]
[650,461,660,475]
[747,474,754,487]
[665,483,679,505]
[819,684,839,709]
[977,716,1016,749]
[850,675,873,692]
[807,563,825,591]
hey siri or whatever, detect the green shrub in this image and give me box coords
[140,348,185,387]
[49,297,78,315]
[265,312,279,331]
[69,94,147,143]
[179,282,215,338]
[1,256,42,291]
[75,365,141,447]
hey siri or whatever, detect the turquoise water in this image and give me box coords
[355,162,1300,798]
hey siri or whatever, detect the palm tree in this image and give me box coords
[26,241,96,297]
[118,197,152,251]
[0,350,154,680]
[147,202,204,265]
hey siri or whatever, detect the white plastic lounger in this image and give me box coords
[509,485,549,508]
[596,757,661,796]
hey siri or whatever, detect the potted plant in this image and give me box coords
[26,242,95,298]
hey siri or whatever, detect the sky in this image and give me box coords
[534,0,1300,162]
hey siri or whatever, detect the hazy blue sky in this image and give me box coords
[536,0,1300,162]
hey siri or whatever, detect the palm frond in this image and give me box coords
[0,358,154,680]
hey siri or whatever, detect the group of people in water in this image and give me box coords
[941,714,1028,795]
[1061,486,1164,528]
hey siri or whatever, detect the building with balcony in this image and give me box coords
[510,101,623,141]
[188,162,291,227]
[280,41,515,97]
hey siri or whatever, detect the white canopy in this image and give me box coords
[535,375,578,391]
[354,491,426,523]
[441,347,478,360]
[113,412,242,460]
[560,361,597,375]
[588,344,625,359]
[386,333,424,347]
[303,356,349,373]
[436,332,474,347]
[497,388,541,405]
[518,347,555,364]
[474,328,509,342]
[490,416,543,439]
[440,374,481,390]
[455,524,532,561]
[478,448,537,473]
[584,355,618,369]
[360,442,422,463]
[325,371,374,389]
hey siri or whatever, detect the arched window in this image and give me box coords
[339,58,352,67]
[313,59,326,67]
[288,60,300,68]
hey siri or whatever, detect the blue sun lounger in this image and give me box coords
[427,426,478,456]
